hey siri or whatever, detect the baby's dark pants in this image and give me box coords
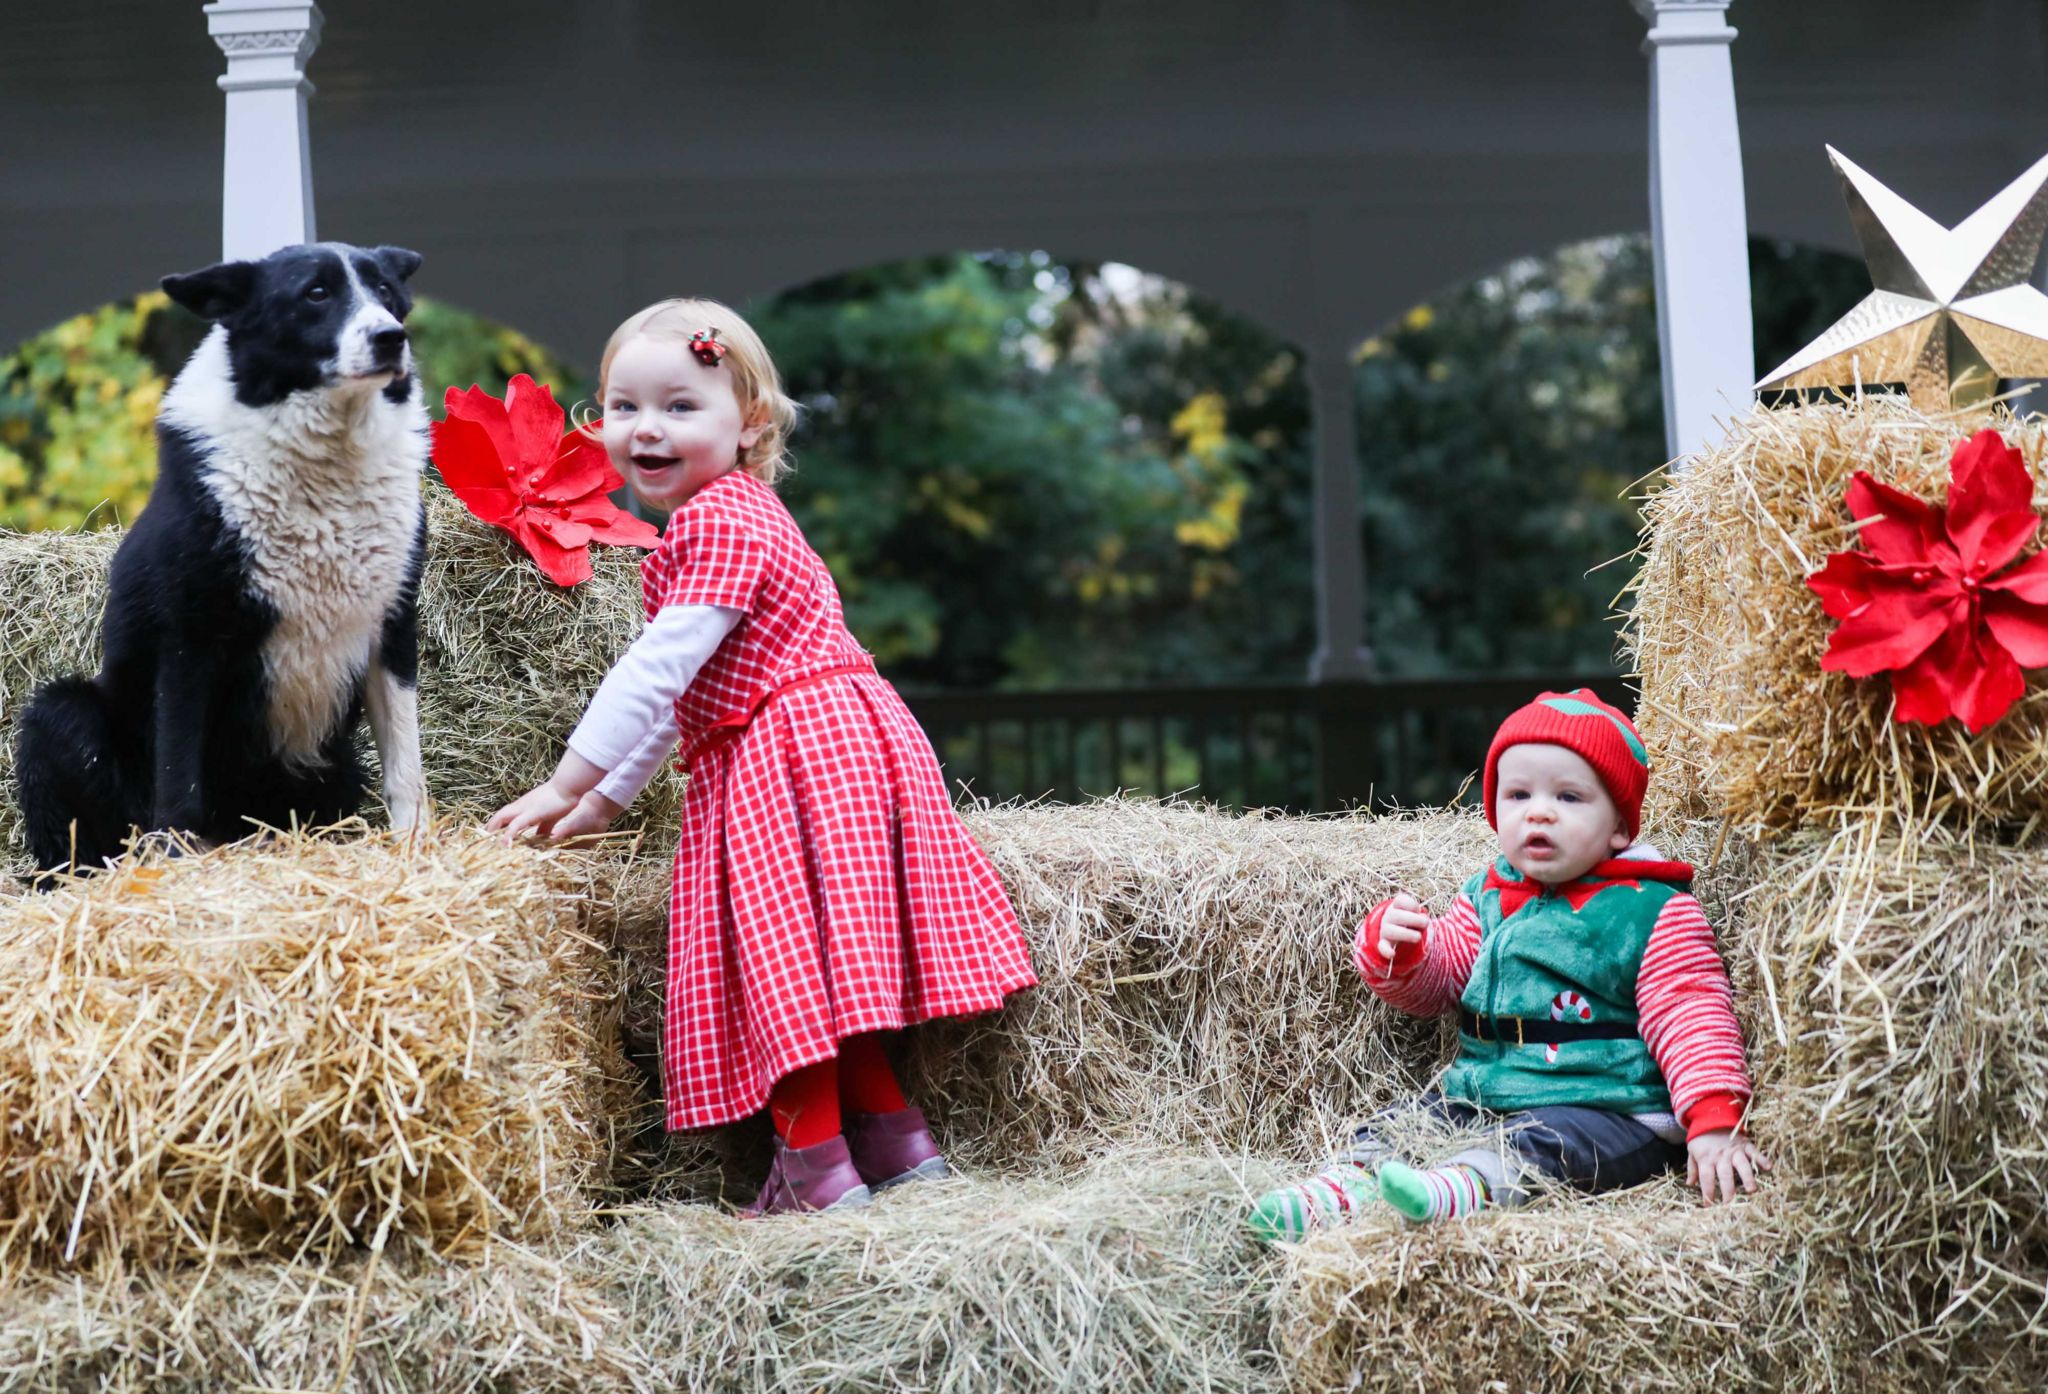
[1343,1092,1685,1200]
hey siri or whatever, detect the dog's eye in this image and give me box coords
[305,284,329,302]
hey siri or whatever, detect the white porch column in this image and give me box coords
[1633,0,1754,461]
[204,1,323,261]
[1307,344,1371,680]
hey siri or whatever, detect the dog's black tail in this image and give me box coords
[15,676,138,882]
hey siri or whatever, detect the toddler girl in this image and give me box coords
[1250,690,1768,1241]
[490,300,1037,1214]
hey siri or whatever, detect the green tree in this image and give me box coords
[751,251,1310,689]
[1355,234,1868,677]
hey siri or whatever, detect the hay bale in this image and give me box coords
[0,1245,641,1393]
[415,486,681,833]
[0,484,674,874]
[1731,819,2048,1362]
[1281,1184,1851,1394]
[0,1152,1292,1394]
[597,1152,1289,1393]
[609,800,1497,1196]
[919,802,1493,1170]
[0,526,114,870]
[0,825,619,1271]
[1629,398,2048,837]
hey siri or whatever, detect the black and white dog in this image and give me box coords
[14,242,429,875]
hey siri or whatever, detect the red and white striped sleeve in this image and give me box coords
[1636,892,1752,1138]
[1354,892,1481,1017]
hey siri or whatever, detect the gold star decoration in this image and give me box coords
[1756,146,2048,411]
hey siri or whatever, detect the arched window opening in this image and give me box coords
[1341,233,1865,805]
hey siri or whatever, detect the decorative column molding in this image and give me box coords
[204,1,323,260]
[1632,0,1754,463]
[1306,344,1371,681]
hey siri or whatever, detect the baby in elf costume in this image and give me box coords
[1251,690,1768,1241]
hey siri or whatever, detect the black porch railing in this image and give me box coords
[899,673,1633,813]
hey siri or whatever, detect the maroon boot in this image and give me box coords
[744,1134,873,1216]
[845,1107,951,1190]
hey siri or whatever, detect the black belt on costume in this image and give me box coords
[1459,1010,1638,1046]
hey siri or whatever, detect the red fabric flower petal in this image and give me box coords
[1984,587,2048,668]
[1946,429,2039,575]
[430,415,519,526]
[1819,583,1958,677]
[1845,470,1949,567]
[443,384,524,479]
[526,509,596,549]
[554,495,663,548]
[1807,550,1880,621]
[1889,621,1967,726]
[1985,547,2048,604]
[532,432,625,504]
[1954,624,2027,733]
[507,513,595,587]
[503,375,569,493]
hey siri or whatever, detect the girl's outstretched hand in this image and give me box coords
[550,790,623,842]
[488,780,581,841]
[1685,1128,1771,1204]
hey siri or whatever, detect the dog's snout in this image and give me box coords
[370,327,407,359]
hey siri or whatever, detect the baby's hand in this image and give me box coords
[1377,891,1431,961]
[1685,1128,1771,1204]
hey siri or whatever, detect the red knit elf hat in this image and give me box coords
[1482,689,1649,840]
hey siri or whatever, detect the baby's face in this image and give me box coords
[1493,743,1631,884]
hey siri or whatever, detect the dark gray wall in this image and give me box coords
[5,0,2047,366]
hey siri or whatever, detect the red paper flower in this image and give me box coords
[431,375,661,586]
[1806,428,2048,732]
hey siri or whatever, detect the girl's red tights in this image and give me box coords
[767,1032,911,1149]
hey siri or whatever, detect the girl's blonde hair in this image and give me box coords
[592,298,799,486]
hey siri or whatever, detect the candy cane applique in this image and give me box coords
[1547,990,1592,1064]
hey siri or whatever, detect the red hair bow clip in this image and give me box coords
[689,328,728,367]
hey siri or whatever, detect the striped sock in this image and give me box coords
[1377,1160,1490,1223]
[1246,1162,1379,1243]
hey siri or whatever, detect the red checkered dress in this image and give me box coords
[646,471,1037,1130]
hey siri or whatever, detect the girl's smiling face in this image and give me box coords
[601,333,763,511]
[1493,742,1632,884]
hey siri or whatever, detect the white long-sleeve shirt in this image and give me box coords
[567,604,743,808]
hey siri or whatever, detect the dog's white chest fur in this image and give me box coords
[161,331,426,765]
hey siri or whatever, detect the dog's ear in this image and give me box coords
[371,247,423,284]
[161,261,259,322]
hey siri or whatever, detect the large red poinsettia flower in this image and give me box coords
[431,374,661,586]
[1806,428,2048,732]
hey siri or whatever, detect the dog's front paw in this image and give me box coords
[386,791,427,834]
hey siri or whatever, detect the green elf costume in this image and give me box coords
[1250,690,1752,1241]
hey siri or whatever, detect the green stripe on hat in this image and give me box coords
[1540,696,1648,767]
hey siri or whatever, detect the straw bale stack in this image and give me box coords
[0,1153,1292,1394]
[609,801,1498,1199]
[1630,398,2048,837]
[0,825,619,1272]
[1282,1184,1855,1394]
[0,485,674,874]
[597,1152,1288,1394]
[0,526,111,869]
[1282,814,2048,1392]
[0,1243,642,1393]
[1731,819,2048,1365]
[413,486,681,832]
